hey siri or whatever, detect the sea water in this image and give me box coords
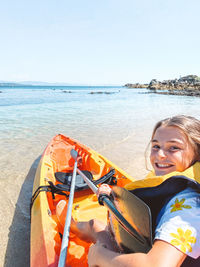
[1,86,200,172]
[1,85,200,266]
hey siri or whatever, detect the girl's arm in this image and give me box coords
[88,239,187,267]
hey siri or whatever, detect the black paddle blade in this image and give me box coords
[109,186,152,253]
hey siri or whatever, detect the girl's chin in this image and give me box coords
[154,167,176,176]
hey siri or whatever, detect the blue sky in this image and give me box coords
[0,0,200,85]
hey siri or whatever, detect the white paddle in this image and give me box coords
[58,149,79,267]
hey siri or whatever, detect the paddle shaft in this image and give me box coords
[58,150,78,267]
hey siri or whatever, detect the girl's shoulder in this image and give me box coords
[155,187,200,259]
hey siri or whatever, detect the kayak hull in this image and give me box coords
[30,134,134,267]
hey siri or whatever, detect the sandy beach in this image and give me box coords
[1,139,42,267]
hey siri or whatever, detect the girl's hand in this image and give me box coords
[97,184,112,197]
[88,241,105,267]
[88,241,121,267]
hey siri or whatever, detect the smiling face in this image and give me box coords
[150,126,196,176]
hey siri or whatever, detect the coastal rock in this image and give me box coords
[147,75,200,96]
[62,90,72,93]
[148,75,200,90]
[124,83,148,88]
[125,75,200,97]
[89,91,117,95]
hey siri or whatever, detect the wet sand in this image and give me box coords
[1,132,150,267]
[1,139,43,267]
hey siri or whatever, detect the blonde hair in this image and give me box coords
[151,115,200,160]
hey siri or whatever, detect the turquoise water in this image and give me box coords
[1,85,200,156]
[1,86,200,146]
[1,85,200,267]
[1,85,200,176]
[0,86,200,138]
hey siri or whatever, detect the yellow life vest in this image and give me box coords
[123,162,200,267]
[125,162,200,191]
[123,161,200,244]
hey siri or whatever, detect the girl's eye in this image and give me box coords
[152,144,160,150]
[169,146,180,151]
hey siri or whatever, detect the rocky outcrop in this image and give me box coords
[148,75,200,92]
[62,90,73,93]
[89,91,118,95]
[124,83,148,88]
[125,75,200,97]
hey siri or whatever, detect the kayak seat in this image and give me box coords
[55,171,93,191]
[54,169,116,192]
[55,170,93,184]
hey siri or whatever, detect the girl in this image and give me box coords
[57,115,200,267]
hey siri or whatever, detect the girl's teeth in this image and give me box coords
[157,164,171,168]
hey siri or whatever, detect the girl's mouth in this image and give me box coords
[155,163,174,169]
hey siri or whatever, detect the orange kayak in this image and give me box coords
[30,134,135,267]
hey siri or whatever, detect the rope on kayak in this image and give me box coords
[30,182,69,212]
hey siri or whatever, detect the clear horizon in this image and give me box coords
[1,73,199,87]
[1,0,200,85]
[0,80,124,86]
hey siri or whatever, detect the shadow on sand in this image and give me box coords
[4,156,41,267]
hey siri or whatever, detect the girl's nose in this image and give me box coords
[157,149,167,159]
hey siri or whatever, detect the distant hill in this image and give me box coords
[0,81,27,87]
[0,80,72,87]
[0,81,120,87]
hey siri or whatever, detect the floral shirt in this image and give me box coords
[154,187,200,258]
